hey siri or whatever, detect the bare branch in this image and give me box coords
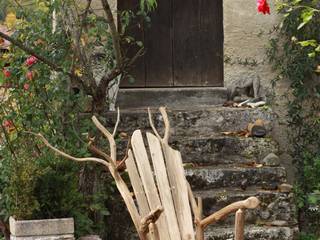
[92,116,117,161]
[116,137,131,170]
[88,142,113,163]
[140,206,164,234]
[148,107,170,144]
[113,107,120,137]
[148,108,161,140]
[100,0,122,66]
[29,132,109,167]
[200,197,260,228]
[159,107,170,144]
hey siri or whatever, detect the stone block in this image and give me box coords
[10,217,74,240]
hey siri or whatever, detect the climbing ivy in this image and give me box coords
[267,0,320,237]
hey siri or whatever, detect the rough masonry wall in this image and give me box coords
[224,0,294,182]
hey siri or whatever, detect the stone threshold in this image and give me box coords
[116,87,228,109]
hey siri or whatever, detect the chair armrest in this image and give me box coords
[200,196,260,229]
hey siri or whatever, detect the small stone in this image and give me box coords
[267,202,275,209]
[262,153,280,167]
[270,220,288,226]
[278,183,293,193]
[260,210,270,220]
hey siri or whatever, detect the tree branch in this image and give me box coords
[101,0,122,66]
[28,132,109,167]
[0,31,64,74]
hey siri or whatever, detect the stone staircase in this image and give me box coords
[106,106,298,240]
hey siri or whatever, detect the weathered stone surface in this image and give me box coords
[116,87,228,109]
[79,235,102,240]
[262,153,280,167]
[104,107,276,137]
[9,217,74,237]
[185,166,286,190]
[117,135,278,165]
[173,135,278,164]
[278,183,293,193]
[10,235,74,240]
[204,225,298,240]
[195,188,296,225]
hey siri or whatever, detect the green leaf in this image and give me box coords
[298,40,317,47]
[298,9,315,30]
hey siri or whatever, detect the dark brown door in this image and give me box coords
[119,0,223,87]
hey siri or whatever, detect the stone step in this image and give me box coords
[105,106,276,137]
[173,135,278,164]
[116,87,228,109]
[117,134,278,165]
[204,225,298,240]
[185,166,286,190]
[194,188,296,226]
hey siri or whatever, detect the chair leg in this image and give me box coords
[235,209,245,240]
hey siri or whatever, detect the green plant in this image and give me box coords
[267,0,320,236]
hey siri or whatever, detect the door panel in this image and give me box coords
[173,0,201,86]
[200,0,224,86]
[145,0,173,87]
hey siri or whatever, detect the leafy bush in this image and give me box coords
[267,0,320,236]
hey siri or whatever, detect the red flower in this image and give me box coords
[26,71,34,80]
[2,120,13,128]
[2,68,11,78]
[23,83,30,90]
[257,0,270,15]
[25,56,38,66]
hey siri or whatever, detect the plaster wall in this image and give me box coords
[224,0,294,182]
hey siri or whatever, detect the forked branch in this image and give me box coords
[148,107,170,144]
[92,113,118,161]
[30,132,109,167]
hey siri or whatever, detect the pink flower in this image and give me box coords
[25,56,38,66]
[23,83,30,90]
[26,71,34,80]
[2,68,11,78]
[257,0,270,15]
[2,120,13,128]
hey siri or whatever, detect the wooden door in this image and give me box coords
[119,0,223,88]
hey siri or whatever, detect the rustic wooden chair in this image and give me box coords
[36,107,260,240]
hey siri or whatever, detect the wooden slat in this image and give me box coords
[146,132,181,240]
[162,144,195,240]
[173,0,201,86]
[131,130,171,240]
[145,0,173,87]
[200,0,224,86]
[126,150,150,217]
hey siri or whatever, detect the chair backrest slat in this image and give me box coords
[131,130,171,240]
[146,132,182,240]
[162,145,195,240]
[127,150,150,217]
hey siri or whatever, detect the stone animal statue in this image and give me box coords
[228,75,265,102]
